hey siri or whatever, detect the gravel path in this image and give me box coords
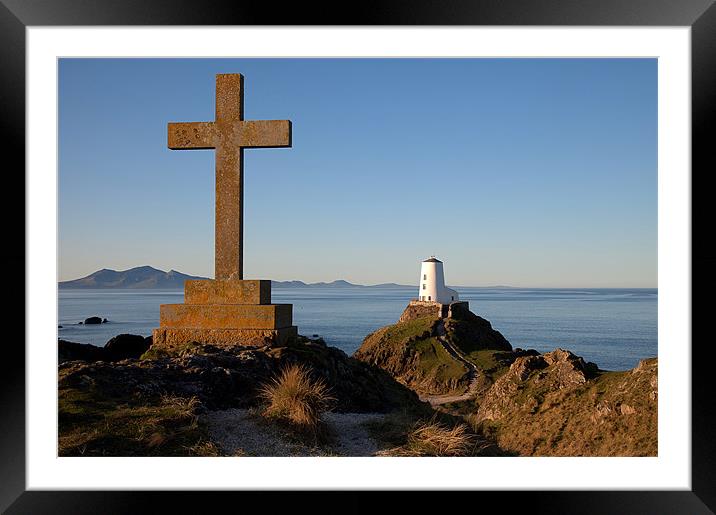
[204,409,386,456]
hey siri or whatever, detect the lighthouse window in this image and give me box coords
[422,284,426,290]
[423,274,426,280]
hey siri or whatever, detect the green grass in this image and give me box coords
[466,350,506,372]
[383,316,436,345]
[410,336,467,383]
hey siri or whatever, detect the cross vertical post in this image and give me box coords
[167,73,292,281]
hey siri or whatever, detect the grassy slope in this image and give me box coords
[411,336,467,384]
[356,316,469,395]
[472,359,658,456]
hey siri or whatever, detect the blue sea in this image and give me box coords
[58,286,657,371]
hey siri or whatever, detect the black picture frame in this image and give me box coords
[3,0,714,513]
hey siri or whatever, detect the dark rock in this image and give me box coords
[104,334,151,360]
[443,308,512,353]
[59,339,109,363]
[59,336,425,413]
[102,318,108,323]
[84,316,103,325]
[58,325,63,329]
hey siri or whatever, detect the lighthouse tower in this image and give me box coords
[418,257,459,304]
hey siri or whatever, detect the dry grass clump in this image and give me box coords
[259,364,335,430]
[394,420,476,456]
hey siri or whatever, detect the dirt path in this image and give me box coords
[420,320,481,407]
[204,408,386,456]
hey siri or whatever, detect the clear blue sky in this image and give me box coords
[58,58,657,287]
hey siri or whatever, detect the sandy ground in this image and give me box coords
[204,409,387,456]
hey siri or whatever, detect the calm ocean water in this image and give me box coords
[58,286,657,371]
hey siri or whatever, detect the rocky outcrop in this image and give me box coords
[475,349,598,423]
[59,334,152,363]
[104,334,152,360]
[83,316,103,325]
[355,305,513,396]
[355,302,656,457]
[58,340,109,362]
[472,352,657,456]
[59,337,423,414]
[443,306,512,353]
[398,301,449,322]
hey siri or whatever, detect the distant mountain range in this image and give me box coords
[58,266,412,289]
[58,266,207,289]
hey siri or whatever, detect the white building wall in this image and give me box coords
[418,258,459,304]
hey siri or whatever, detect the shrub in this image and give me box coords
[259,364,335,429]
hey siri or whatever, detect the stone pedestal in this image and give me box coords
[152,279,296,350]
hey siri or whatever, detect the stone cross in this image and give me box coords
[168,73,292,280]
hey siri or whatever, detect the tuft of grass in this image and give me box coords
[259,364,335,430]
[402,420,475,456]
[188,440,221,457]
[375,417,476,457]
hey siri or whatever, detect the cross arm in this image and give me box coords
[237,120,292,148]
[168,122,218,150]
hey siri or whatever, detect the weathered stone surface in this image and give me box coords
[159,303,292,330]
[152,326,298,349]
[184,279,270,305]
[398,300,472,323]
[398,301,446,322]
[158,73,295,350]
[167,73,292,281]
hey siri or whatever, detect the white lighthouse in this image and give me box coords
[418,257,459,304]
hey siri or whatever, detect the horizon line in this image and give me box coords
[57,265,657,289]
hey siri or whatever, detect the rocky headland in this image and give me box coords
[58,303,656,457]
[353,302,657,456]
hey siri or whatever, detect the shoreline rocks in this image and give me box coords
[58,333,152,363]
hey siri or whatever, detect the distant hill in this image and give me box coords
[59,266,208,289]
[60,266,413,289]
[272,280,411,288]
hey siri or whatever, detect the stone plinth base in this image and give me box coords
[159,303,292,329]
[184,279,271,305]
[151,278,296,351]
[152,325,298,350]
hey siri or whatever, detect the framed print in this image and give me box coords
[4,0,715,513]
